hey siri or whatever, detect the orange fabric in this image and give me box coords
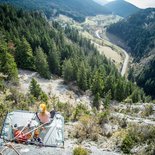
[14,130,30,143]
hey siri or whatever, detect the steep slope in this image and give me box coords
[104,0,140,17]
[108,8,155,58]
[0,4,148,104]
[136,58,155,97]
[107,8,155,97]
[0,0,111,22]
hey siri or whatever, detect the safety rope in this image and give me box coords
[23,122,48,137]
[0,143,21,155]
[11,113,36,141]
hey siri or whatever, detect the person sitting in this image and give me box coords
[32,129,43,145]
[37,103,51,124]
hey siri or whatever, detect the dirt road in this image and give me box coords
[95,30,129,76]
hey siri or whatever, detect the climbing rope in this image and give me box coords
[11,113,36,142]
[0,142,21,155]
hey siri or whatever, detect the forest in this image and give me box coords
[0,4,150,108]
[107,8,155,98]
[0,0,110,22]
[107,8,155,60]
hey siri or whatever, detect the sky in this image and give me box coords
[107,0,155,9]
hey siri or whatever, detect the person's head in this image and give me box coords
[39,103,47,114]
[34,129,39,138]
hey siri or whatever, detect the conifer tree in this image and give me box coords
[0,39,18,83]
[35,47,51,79]
[114,79,125,101]
[62,59,74,82]
[29,78,42,99]
[104,90,112,109]
[91,70,104,96]
[77,62,88,91]
[16,37,34,70]
[48,40,60,75]
[93,93,100,110]
[29,78,48,102]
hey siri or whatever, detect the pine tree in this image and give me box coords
[29,78,42,99]
[35,47,51,79]
[104,75,114,97]
[62,59,74,82]
[114,79,125,101]
[29,78,48,102]
[48,40,60,75]
[130,88,142,103]
[93,93,100,110]
[91,70,104,96]
[0,39,18,83]
[16,37,34,70]
[104,90,112,109]
[77,62,88,91]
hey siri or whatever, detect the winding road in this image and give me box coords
[95,30,129,76]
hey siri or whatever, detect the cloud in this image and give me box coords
[126,0,155,8]
[106,0,155,8]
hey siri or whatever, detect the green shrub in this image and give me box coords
[97,110,109,124]
[73,146,89,155]
[74,115,100,141]
[121,125,155,154]
[29,78,48,102]
[72,103,90,121]
[142,104,153,117]
[55,101,74,122]
[121,134,135,154]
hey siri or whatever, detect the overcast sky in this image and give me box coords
[107,0,155,8]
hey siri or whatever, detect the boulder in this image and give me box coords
[102,123,113,137]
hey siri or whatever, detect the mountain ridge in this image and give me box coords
[93,0,108,6]
[104,0,140,17]
[0,0,111,22]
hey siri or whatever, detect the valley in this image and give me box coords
[0,2,155,155]
[55,14,129,76]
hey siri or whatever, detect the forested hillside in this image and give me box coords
[0,0,110,22]
[0,4,149,105]
[107,8,155,59]
[136,58,155,97]
[107,8,155,97]
[104,0,140,17]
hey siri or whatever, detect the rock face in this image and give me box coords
[0,142,120,155]
[102,123,113,137]
[18,69,92,109]
[16,70,155,155]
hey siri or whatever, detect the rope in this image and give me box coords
[0,146,7,155]
[11,113,36,141]
[23,122,48,136]
[0,143,21,155]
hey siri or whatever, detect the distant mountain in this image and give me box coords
[0,0,111,22]
[107,8,155,97]
[104,0,140,17]
[93,0,108,6]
